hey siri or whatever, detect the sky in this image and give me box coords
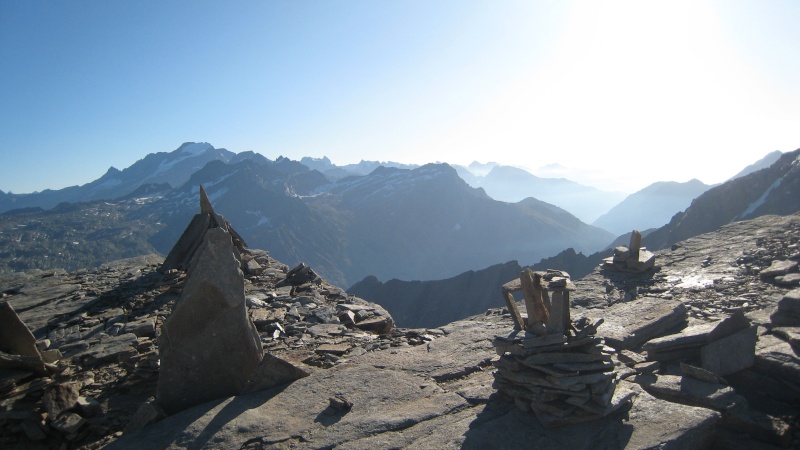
[1,0,798,195]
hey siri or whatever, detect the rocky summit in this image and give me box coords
[1,200,799,448]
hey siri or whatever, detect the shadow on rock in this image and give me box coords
[109,385,288,450]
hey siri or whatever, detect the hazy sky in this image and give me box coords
[1,0,798,194]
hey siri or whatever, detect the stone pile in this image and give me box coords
[493,269,635,427]
[602,230,656,273]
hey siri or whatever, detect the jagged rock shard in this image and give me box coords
[0,301,47,375]
[160,214,211,272]
[160,186,248,273]
[199,185,215,215]
[157,228,263,415]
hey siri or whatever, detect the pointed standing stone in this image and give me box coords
[199,185,215,215]
[157,228,263,414]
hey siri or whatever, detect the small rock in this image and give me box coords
[123,402,164,435]
[50,411,86,435]
[43,382,80,418]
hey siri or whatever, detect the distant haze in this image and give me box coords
[1,1,798,194]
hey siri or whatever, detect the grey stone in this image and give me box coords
[706,309,751,342]
[774,272,800,286]
[602,298,688,350]
[6,281,82,332]
[242,353,310,394]
[643,320,719,351]
[76,332,138,365]
[759,259,798,278]
[123,316,156,337]
[754,332,800,381]
[700,326,757,376]
[770,327,800,348]
[50,411,86,434]
[159,213,211,273]
[520,351,611,366]
[157,228,263,415]
[635,374,745,412]
[680,362,727,384]
[354,316,394,334]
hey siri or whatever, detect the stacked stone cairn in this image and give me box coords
[493,269,636,427]
[602,230,656,273]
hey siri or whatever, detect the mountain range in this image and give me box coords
[0,143,614,288]
[453,163,626,223]
[591,179,713,236]
[1,142,794,300]
[349,148,800,327]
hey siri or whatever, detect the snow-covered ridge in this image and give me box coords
[179,142,214,155]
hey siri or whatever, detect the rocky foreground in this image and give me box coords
[1,213,800,449]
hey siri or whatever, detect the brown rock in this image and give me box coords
[0,301,47,374]
[521,269,549,335]
[123,402,165,435]
[43,382,80,418]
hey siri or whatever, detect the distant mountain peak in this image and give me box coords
[176,142,214,155]
[729,150,784,181]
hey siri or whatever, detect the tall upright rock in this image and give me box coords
[156,187,308,415]
[157,228,263,414]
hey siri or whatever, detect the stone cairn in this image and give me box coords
[493,269,635,427]
[602,230,656,273]
[156,186,309,415]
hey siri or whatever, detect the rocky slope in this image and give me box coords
[645,148,800,251]
[2,210,799,449]
[0,157,614,287]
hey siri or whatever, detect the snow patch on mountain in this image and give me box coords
[179,142,213,155]
[738,177,784,220]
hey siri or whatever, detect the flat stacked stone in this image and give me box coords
[492,319,636,427]
[494,269,635,427]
